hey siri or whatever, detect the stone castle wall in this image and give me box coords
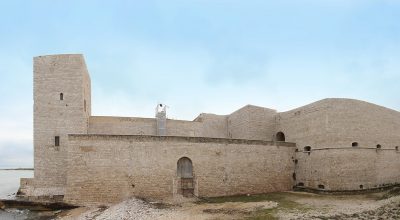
[88,116,223,137]
[278,98,400,192]
[277,98,400,150]
[295,148,400,191]
[64,135,296,205]
[195,114,229,138]
[26,54,400,205]
[89,116,157,135]
[228,105,277,140]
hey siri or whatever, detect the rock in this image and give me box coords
[0,201,5,210]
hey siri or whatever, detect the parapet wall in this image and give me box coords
[65,135,296,205]
[295,148,400,191]
[89,115,227,138]
[228,105,276,140]
[277,98,400,150]
[89,116,157,135]
[194,114,228,138]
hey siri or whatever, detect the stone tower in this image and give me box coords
[33,54,91,196]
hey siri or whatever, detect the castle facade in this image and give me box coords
[20,54,400,205]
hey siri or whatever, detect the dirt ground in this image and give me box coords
[57,188,400,220]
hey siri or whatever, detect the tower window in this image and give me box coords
[55,136,60,146]
[352,142,358,147]
[304,146,311,152]
[376,144,381,149]
[60,93,63,100]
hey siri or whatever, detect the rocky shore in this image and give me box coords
[2,188,400,219]
[58,188,400,220]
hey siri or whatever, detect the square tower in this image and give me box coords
[33,54,91,196]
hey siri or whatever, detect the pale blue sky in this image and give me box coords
[0,0,399,168]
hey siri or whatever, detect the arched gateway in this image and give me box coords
[177,157,194,197]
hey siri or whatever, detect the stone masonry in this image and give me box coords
[19,54,400,205]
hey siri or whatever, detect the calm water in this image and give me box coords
[0,170,37,220]
[0,171,67,219]
[0,170,33,199]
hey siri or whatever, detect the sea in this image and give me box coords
[0,170,36,220]
[0,170,33,199]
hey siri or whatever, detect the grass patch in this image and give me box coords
[200,192,311,219]
[379,187,400,200]
[199,192,315,204]
[247,196,310,220]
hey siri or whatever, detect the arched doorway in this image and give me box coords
[177,157,194,197]
[276,132,285,142]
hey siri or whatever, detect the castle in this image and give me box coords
[20,54,400,205]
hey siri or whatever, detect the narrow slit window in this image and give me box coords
[60,93,63,100]
[55,136,60,146]
[84,100,86,112]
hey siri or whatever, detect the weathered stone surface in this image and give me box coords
[65,135,295,205]
[23,54,400,205]
[32,54,91,197]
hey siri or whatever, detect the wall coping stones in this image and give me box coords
[68,134,296,147]
[298,147,400,152]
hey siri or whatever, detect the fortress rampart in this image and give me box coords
[65,135,295,205]
[19,54,400,205]
[295,148,400,191]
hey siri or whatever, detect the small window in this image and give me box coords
[292,173,296,180]
[376,144,381,149]
[297,182,304,187]
[304,146,311,151]
[352,142,358,147]
[60,93,63,100]
[55,136,60,146]
[359,185,364,189]
[396,146,399,151]
[276,132,285,142]
[318,184,325,189]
